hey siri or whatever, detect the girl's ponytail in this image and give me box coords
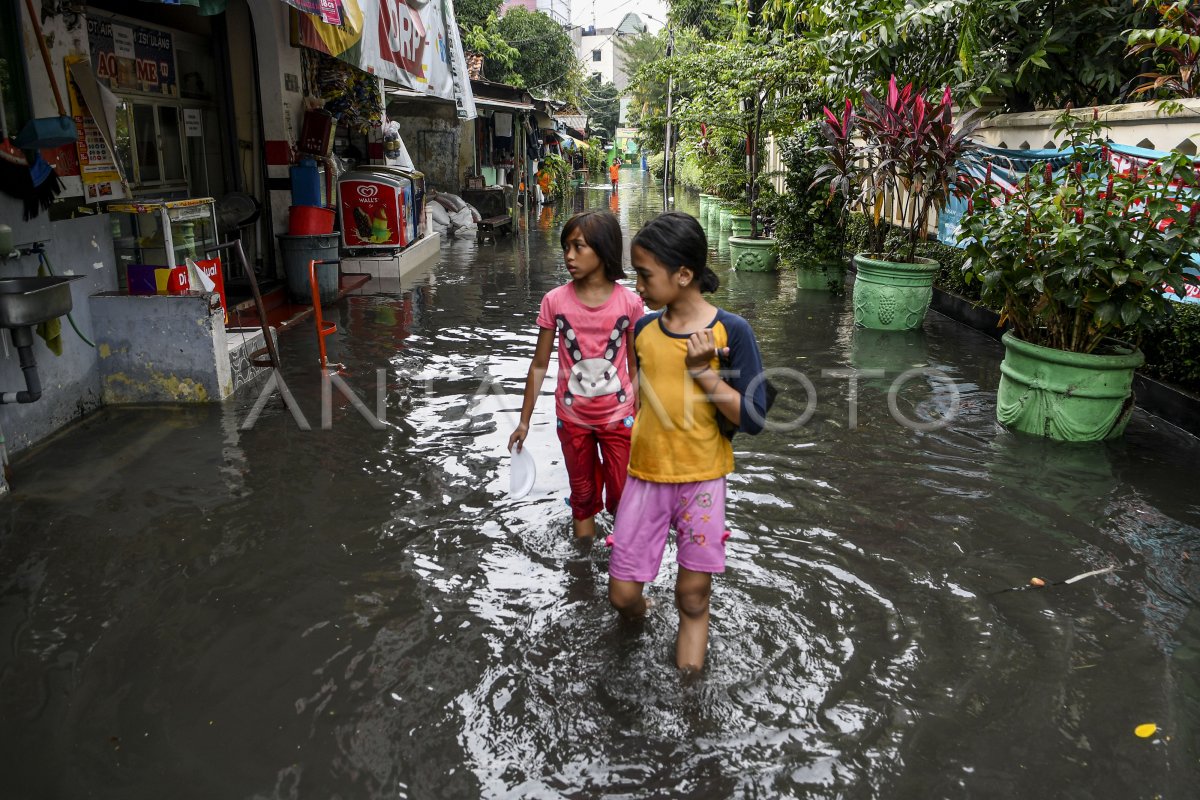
[696,268,720,293]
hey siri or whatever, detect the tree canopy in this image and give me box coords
[483,8,580,94]
[455,0,503,32]
[800,0,1149,111]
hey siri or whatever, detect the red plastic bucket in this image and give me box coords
[289,205,335,235]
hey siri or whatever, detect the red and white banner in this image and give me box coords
[291,0,476,119]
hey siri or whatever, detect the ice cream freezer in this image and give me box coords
[337,167,425,251]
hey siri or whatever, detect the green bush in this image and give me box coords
[541,153,573,200]
[1132,304,1200,392]
[583,144,606,178]
[647,151,665,179]
[765,122,848,268]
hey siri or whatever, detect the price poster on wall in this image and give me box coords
[65,55,126,202]
[87,17,177,96]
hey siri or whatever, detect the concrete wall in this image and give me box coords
[389,99,470,193]
[0,210,117,456]
[973,99,1200,153]
[90,293,232,404]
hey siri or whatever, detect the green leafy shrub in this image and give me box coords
[961,111,1200,354]
[647,151,665,180]
[766,121,846,268]
[1139,303,1200,391]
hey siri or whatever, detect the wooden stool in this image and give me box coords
[477,215,513,242]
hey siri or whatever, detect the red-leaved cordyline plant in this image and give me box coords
[813,76,983,263]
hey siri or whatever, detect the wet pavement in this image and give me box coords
[2,171,1199,798]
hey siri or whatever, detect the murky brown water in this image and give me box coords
[2,172,1199,798]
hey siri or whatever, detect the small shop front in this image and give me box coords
[0,0,476,477]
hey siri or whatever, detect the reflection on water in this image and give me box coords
[1,171,1198,798]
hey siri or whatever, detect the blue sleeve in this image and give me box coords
[632,312,659,369]
[719,311,768,435]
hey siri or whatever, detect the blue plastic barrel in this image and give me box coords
[290,159,323,208]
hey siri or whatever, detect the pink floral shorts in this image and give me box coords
[608,476,727,582]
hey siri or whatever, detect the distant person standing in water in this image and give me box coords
[609,157,622,190]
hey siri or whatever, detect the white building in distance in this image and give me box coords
[573,13,646,91]
[502,0,571,28]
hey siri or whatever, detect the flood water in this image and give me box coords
[2,171,1199,798]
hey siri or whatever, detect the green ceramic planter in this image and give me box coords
[850,327,929,374]
[851,254,938,330]
[718,207,733,231]
[794,261,846,292]
[699,194,714,219]
[728,236,778,272]
[996,331,1144,441]
[730,214,752,237]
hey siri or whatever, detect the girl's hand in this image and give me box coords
[508,422,529,453]
[685,329,728,376]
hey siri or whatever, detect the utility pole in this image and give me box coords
[662,25,675,210]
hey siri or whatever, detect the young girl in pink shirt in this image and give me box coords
[508,210,644,539]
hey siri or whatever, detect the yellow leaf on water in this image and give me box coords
[1135,723,1157,738]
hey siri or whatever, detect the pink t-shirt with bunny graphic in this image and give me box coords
[537,282,644,428]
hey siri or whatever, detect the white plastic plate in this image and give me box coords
[509,443,536,499]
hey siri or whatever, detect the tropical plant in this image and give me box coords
[583,141,607,177]
[768,120,848,265]
[541,153,574,199]
[781,0,1146,111]
[1126,0,1200,99]
[959,110,1200,354]
[485,8,580,93]
[643,34,817,236]
[462,13,518,76]
[816,76,981,263]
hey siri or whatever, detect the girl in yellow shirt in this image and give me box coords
[607,211,769,671]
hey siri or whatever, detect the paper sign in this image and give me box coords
[184,108,202,137]
[112,25,135,59]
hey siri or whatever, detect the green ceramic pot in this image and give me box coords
[851,254,938,330]
[728,236,778,272]
[794,263,846,292]
[996,331,1144,441]
[730,214,752,237]
[699,194,713,219]
[711,201,726,225]
[718,207,733,231]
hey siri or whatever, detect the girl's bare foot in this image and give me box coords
[572,516,596,539]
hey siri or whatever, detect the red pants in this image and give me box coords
[557,417,632,520]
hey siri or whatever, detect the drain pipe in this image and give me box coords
[0,327,42,404]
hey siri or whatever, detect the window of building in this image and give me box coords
[88,11,226,200]
[0,0,31,134]
[592,50,602,61]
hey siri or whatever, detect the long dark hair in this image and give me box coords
[630,212,719,293]
[561,210,624,281]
